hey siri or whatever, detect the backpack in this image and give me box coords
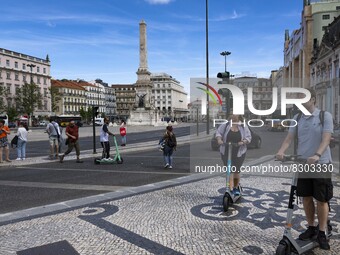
[120,127,126,136]
[294,110,334,153]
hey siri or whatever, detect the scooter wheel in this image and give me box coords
[222,193,231,212]
[94,158,100,165]
[117,157,123,164]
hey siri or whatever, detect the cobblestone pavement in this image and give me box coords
[0,163,339,255]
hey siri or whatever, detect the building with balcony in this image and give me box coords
[90,79,116,120]
[233,75,273,118]
[51,79,86,116]
[283,0,340,89]
[111,84,136,120]
[76,80,106,115]
[188,99,203,122]
[310,15,340,122]
[0,48,51,116]
[151,73,188,121]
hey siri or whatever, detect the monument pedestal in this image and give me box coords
[128,108,161,126]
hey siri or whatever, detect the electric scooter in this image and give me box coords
[275,155,332,255]
[222,142,242,212]
[94,135,123,164]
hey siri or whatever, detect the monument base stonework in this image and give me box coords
[128,108,163,126]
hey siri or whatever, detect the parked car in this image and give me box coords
[211,126,262,151]
[76,121,83,127]
[8,122,16,128]
[39,121,47,126]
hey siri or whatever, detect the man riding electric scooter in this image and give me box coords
[276,88,333,251]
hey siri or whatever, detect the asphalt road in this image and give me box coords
[1,126,338,214]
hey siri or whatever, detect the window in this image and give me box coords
[37,66,40,73]
[336,6,340,10]
[15,61,18,68]
[6,72,11,80]
[322,26,328,31]
[43,67,46,74]
[322,14,330,20]
[6,84,11,94]
[6,60,10,67]
[37,77,41,84]
[15,73,19,81]
[23,63,26,70]
[23,74,26,82]
[44,78,47,85]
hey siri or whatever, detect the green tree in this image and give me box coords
[0,86,6,113]
[15,82,42,124]
[49,86,62,114]
[5,106,18,122]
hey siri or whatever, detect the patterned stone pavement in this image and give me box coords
[0,169,339,254]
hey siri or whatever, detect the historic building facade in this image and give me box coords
[233,76,273,118]
[283,0,340,89]
[51,79,86,116]
[310,15,340,122]
[0,48,51,116]
[151,73,188,121]
[111,84,136,120]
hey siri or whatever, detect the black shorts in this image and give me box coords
[297,178,333,202]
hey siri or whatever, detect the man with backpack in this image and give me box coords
[46,117,61,160]
[276,88,333,250]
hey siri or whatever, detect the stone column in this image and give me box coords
[139,20,148,72]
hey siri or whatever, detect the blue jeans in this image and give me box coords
[163,154,173,166]
[17,139,27,159]
[121,135,126,145]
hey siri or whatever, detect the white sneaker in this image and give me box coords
[164,163,169,168]
[16,158,21,161]
[168,165,173,169]
[22,158,25,160]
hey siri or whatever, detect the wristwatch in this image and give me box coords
[315,153,321,157]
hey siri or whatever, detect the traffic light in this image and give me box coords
[93,106,99,117]
[217,71,230,79]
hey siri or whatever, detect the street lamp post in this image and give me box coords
[220,51,231,72]
[206,0,210,135]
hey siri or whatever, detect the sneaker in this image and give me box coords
[76,159,83,163]
[59,155,64,163]
[233,187,240,196]
[317,231,330,250]
[22,158,25,160]
[16,158,21,161]
[168,165,173,169]
[299,226,317,241]
[164,163,169,168]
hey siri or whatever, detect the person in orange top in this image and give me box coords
[0,119,11,163]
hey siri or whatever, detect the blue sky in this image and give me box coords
[1,0,302,92]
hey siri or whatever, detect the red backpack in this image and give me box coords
[120,127,126,136]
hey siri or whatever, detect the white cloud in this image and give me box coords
[145,0,173,4]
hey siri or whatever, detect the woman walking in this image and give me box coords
[120,120,127,146]
[162,126,177,169]
[16,123,28,160]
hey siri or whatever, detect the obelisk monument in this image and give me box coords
[129,20,159,125]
